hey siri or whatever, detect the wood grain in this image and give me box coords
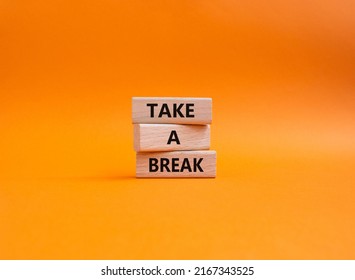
[132,97,212,124]
[136,150,216,178]
[134,124,210,152]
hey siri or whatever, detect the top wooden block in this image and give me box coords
[132,97,212,124]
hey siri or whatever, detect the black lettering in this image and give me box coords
[167,130,180,145]
[149,158,159,172]
[171,158,179,172]
[186,103,195,118]
[161,158,170,172]
[156,267,162,275]
[180,158,192,172]
[158,103,171,118]
[146,103,158,117]
[194,158,203,172]
[173,103,184,117]
[149,157,205,173]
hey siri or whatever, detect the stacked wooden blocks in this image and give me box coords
[132,97,216,178]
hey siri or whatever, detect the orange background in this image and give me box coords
[1,0,355,259]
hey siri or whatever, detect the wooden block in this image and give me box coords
[136,151,216,178]
[132,97,212,124]
[134,124,210,152]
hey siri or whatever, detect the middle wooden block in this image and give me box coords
[134,124,210,152]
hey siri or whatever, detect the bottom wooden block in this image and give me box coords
[136,151,216,178]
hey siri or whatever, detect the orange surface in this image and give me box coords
[1,0,355,259]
